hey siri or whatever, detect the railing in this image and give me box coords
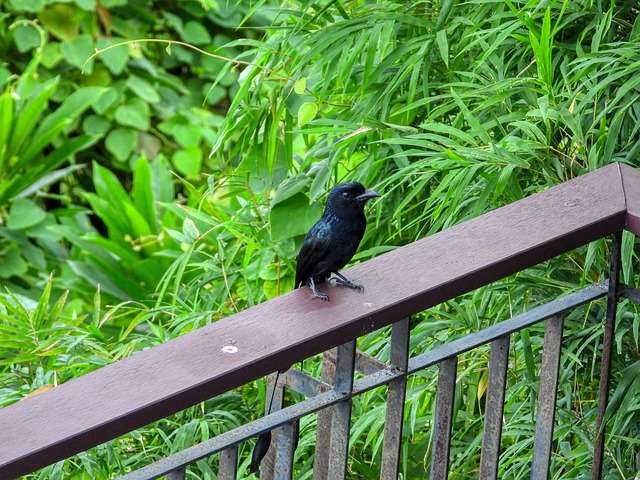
[1,162,639,480]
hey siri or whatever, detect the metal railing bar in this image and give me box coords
[313,349,336,480]
[284,369,330,397]
[531,314,565,479]
[326,340,357,479]
[621,285,640,305]
[430,356,457,480]
[273,422,296,480]
[117,283,607,480]
[592,231,622,480]
[218,446,238,480]
[479,335,510,480]
[380,317,410,480]
[408,281,606,375]
[324,348,387,375]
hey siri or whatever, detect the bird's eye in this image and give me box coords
[342,192,350,198]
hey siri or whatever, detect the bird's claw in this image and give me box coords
[332,277,364,292]
[313,291,330,301]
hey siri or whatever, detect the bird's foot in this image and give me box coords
[308,277,330,301]
[312,290,330,301]
[331,273,364,292]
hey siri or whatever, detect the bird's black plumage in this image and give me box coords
[249,182,379,475]
[295,182,379,300]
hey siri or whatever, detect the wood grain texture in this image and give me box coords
[0,163,629,478]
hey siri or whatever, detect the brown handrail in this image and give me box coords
[1,162,639,479]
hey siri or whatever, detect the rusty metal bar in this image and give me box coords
[284,369,330,397]
[531,314,565,479]
[430,356,457,480]
[479,335,510,480]
[592,231,622,480]
[117,284,606,480]
[380,317,410,480]
[261,373,284,480]
[273,421,296,480]
[313,349,337,480]
[166,468,185,480]
[218,446,237,480]
[621,285,640,304]
[326,340,357,479]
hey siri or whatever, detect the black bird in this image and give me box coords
[295,182,379,301]
[250,182,379,475]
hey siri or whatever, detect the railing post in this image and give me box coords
[273,421,296,480]
[218,445,238,480]
[326,340,357,479]
[479,335,510,480]
[380,317,410,480]
[261,373,284,480]
[430,356,457,480]
[313,348,337,480]
[592,231,622,480]
[531,314,564,479]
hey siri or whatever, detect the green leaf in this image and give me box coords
[294,77,307,95]
[0,246,28,278]
[127,75,160,103]
[132,156,158,233]
[7,198,47,230]
[297,102,318,128]
[182,218,199,243]
[436,30,449,67]
[115,98,150,130]
[105,128,137,161]
[96,38,128,74]
[61,34,94,71]
[74,0,96,10]
[173,124,202,148]
[82,114,111,136]
[172,147,202,178]
[181,21,211,45]
[38,4,79,41]
[269,193,322,241]
[12,24,41,52]
[9,0,45,12]
[92,87,119,114]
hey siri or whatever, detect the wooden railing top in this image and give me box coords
[1,162,639,478]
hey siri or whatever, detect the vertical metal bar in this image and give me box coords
[218,445,238,480]
[479,335,510,480]
[273,421,296,480]
[592,231,622,480]
[430,356,457,480]
[313,348,336,480]
[326,340,356,479]
[380,317,410,480]
[531,314,565,479]
[261,373,284,480]
[166,467,186,480]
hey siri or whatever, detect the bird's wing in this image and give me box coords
[295,220,332,287]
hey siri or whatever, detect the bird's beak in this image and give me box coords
[355,189,380,203]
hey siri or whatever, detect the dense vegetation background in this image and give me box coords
[0,0,638,478]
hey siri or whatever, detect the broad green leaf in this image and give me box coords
[115,98,150,130]
[105,128,137,161]
[297,102,318,127]
[127,75,160,103]
[181,21,211,45]
[74,0,96,10]
[9,0,45,12]
[0,246,27,278]
[269,193,322,241]
[132,156,158,233]
[96,38,128,74]
[61,34,94,71]
[12,24,41,53]
[38,4,79,41]
[294,77,307,95]
[172,147,202,178]
[7,198,46,230]
[82,115,111,136]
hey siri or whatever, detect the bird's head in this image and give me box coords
[325,182,380,217]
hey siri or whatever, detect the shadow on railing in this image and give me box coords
[1,163,639,480]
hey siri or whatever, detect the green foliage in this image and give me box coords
[0,0,639,479]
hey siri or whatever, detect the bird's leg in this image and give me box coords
[331,271,364,291]
[308,277,329,301]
